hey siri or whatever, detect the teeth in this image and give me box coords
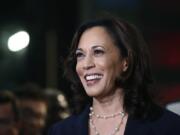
[85,74,103,81]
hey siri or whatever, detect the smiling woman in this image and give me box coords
[75,26,126,99]
[48,16,180,135]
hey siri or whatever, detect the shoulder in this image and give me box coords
[149,106,180,134]
[153,107,180,124]
[48,115,77,135]
[161,108,180,121]
[48,106,90,135]
[48,115,79,135]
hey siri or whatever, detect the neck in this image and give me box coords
[92,88,124,115]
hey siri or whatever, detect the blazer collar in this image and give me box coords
[76,105,90,135]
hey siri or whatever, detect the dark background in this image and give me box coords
[0,0,180,105]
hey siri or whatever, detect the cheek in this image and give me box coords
[76,63,82,77]
[105,60,122,79]
[100,58,115,72]
[114,62,122,74]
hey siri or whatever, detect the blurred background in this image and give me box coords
[0,0,180,134]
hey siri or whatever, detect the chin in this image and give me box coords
[85,89,102,98]
[85,91,97,97]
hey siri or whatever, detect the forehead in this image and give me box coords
[78,26,115,49]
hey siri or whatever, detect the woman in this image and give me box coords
[49,16,180,135]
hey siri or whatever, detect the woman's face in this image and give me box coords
[75,26,127,98]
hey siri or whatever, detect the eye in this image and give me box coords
[93,49,105,57]
[75,50,85,60]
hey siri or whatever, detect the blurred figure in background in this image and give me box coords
[44,88,70,134]
[14,83,48,135]
[14,82,70,135]
[0,90,20,135]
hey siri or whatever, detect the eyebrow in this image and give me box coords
[76,45,105,52]
[76,48,83,52]
[92,45,105,49]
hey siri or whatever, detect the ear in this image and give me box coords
[122,58,128,72]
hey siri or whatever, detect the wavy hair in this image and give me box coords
[64,16,155,119]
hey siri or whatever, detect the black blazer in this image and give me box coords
[48,105,180,135]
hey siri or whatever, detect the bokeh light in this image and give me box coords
[7,31,30,52]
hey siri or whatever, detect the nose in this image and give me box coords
[82,55,95,70]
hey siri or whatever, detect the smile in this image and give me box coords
[84,74,103,81]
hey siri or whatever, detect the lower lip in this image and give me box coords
[86,79,101,86]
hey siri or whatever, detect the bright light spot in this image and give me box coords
[57,94,68,107]
[166,102,180,115]
[8,31,30,52]
[59,112,70,119]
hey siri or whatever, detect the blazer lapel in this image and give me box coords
[76,106,90,135]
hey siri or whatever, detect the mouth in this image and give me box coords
[84,73,103,86]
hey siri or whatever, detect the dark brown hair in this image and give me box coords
[0,90,20,122]
[64,16,155,118]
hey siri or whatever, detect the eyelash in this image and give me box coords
[93,49,104,56]
[75,49,105,60]
[75,52,84,60]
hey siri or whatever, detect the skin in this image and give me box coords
[20,100,47,135]
[75,26,128,135]
[76,26,127,99]
[0,103,19,135]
